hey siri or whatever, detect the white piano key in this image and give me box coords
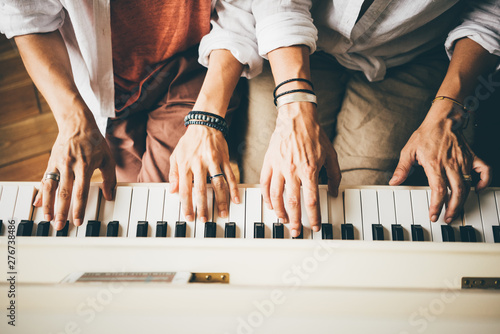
[377,189,396,241]
[128,187,149,238]
[146,187,165,237]
[179,191,196,238]
[77,186,101,238]
[344,189,363,240]
[479,189,500,243]
[112,186,133,237]
[427,190,461,243]
[300,188,312,240]
[245,188,262,239]
[360,189,378,241]
[0,185,18,236]
[195,188,214,239]
[328,189,343,240]
[394,189,413,241]
[99,191,116,237]
[410,190,432,241]
[463,192,484,242]
[12,185,36,236]
[163,185,180,238]
[262,194,278,239]
[228,187,245,238]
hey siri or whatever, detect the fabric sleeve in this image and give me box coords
[0,0,65,38]
[445,0,500,66]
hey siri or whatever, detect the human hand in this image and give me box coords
[390,99,491,223]
[33,114,116,230]
[169,125,239,223]
[260,102,341,237]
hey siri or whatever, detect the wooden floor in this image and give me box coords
[0,33,498,187]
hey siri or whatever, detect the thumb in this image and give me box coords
[390,150,415,186]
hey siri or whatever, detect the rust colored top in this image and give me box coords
[111,0,211,110]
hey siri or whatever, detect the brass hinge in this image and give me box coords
[462,277,500,290]
[190,273,230,284]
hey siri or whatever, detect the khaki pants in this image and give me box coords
[240,47,465,185]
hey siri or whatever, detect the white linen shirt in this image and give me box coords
[200,0,500,81]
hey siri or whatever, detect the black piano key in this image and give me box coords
[391,224,404,241]
[441,224,455,242]
[156,221,167,238]
[293,225,304,239]
[0,220,3,234]
[204,222,217,238]
[321,224,333,240]
[460,225,477,242]
[411,224,424,242]
[36,221,50,237]
[106,221,119,237]
[254,222,265,239]
[56,221,69,237]
[175,221,186,238]
[86,220,101,237]
[136,221,148,237]
[493,226,500,243]
[17,220,33,237]
[372,224,385,241]
[341,223,354,240]
[273,223,284,239]
[224,222,236,238]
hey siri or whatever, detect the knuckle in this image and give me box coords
[287,195,300,209]
[305,196,318,208]
[302,165,317,179]
[74,188,86,201]
[59,188,71,200]
[270,189,283,203]
[433,186,447,197]
[213,180,225,191]
[44,181,56,193]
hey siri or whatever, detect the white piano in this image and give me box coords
[0,182,499,333]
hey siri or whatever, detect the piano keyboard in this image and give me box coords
[1,182,499,243]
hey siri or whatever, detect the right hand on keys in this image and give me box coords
[33,114,116,230]
[260,102,341,238]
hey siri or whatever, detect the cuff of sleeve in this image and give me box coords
[0,6,64,39]
[256,12,317,59]
[199,32,263,79]
[445,28,500,71]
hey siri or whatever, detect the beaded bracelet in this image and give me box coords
[184,120,228,137]
[273,78,314,98]
[274,89,316,106]
[184,111,228,128]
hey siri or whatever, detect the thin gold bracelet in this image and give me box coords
[432,96,469,112]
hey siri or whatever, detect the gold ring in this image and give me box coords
[462,174,472,182]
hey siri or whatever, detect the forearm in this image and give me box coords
[14,31,95,131]
[433,37,498,112]
[193,49,244,117]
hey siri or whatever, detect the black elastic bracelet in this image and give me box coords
[184,111,227,128]
[185,120,228,137]
[273,78,314,98]
[274,89,316,106]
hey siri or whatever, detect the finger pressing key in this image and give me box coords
[180,170,194,222]
[194,170,208,223]
[285,178,302,238]
[55,169,74,229]
[210,167,228,219]
[423,164,447,222]
[72,171,91,227]
[270,174,287,223]
[42,170,59,223]
[444,166,469,223]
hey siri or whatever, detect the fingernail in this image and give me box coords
[45,214,51,221]
[446,217,452,224]
[199,216,207,223]
[186,215,194,222]
[312,226,320,232]
[266,203,273,210]
[74,219,82,226]
[431,215,438,222]
[235,196,240,204]
[220,210,227,218]
[291,229,299,238]
[55,221,64,230]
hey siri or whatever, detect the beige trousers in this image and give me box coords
[239,48,465,185]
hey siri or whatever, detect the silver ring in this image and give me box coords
[44,172,60,182]
[209,173,225,181]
